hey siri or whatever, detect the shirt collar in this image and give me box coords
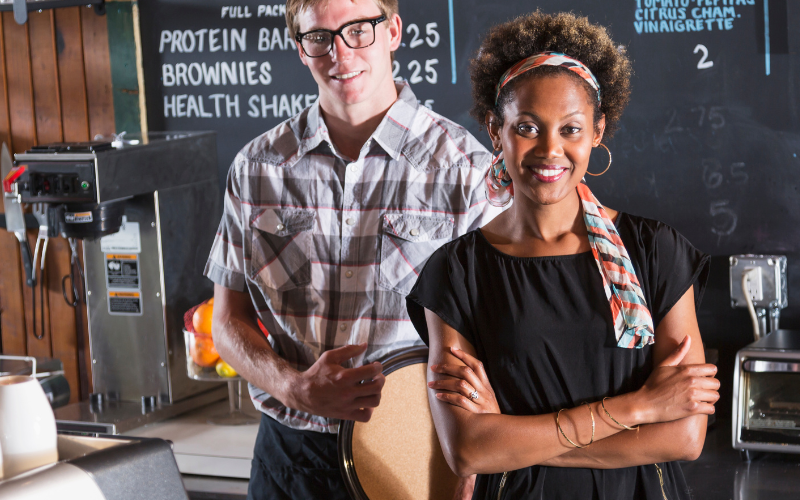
[370,81,418,161]
[296,100,329,158]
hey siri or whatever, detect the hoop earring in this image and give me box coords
[586,143,612,177]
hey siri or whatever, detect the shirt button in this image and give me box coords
[339,324,348,331]
[345,218,356,226]
[276,223,285,231]
[345,270,354,278]
[348,164,358,172]
[409,228,420,236]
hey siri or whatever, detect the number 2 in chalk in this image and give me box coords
[694,44,713,70]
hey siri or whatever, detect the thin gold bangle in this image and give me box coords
[556,403,595,448]
[601,397,639,430]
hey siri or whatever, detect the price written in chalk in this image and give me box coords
[393,20,447,108]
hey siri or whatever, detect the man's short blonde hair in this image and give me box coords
[285,0,399,39]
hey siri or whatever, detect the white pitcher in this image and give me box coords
[0,376,57,478]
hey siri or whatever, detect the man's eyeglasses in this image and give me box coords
[295,15,387,58]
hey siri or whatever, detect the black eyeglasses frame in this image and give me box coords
[294,15,387,58]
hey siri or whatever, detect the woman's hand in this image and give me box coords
[428,347,501,414]
[634,335,720,425]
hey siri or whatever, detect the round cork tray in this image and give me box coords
[338,346,460,500]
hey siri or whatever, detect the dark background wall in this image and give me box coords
[139,0,800,418]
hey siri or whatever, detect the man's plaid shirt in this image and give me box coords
[205,82,501,432]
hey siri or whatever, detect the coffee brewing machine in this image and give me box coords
[2,132,226,434]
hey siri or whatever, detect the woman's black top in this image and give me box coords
[406,213,710,500]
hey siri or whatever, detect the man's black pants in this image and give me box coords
[247,413,350,500]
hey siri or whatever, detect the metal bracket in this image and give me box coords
[12,0,26,24]
[3,0,106,25]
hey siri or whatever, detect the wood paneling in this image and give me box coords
[81,7,114,139]
[0,20,12,150]
[2,12,36,154]
[0,231,26,355]
[54,7,89,143]
[29,11,63,144]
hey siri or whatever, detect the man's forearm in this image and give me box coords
[539,416,708,469]
[212,314,300,409]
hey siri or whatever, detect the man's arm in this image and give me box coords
[212,284,386,422]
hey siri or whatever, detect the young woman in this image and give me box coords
[406,12,719,499]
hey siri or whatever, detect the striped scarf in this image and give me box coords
[577,183,654,348]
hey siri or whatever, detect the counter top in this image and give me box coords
[682,419,800,500]
[181,417,800,499]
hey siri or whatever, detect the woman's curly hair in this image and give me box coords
[470,11,632,138]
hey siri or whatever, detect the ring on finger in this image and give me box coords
[469,390,479,401]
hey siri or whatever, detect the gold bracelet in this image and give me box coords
[601,397,639,430]
[556,403,595,448]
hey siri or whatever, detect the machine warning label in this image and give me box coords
[105,254,140,289]
[108,291,142,315]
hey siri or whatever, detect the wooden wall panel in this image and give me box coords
[0,16,22,357]
[54,7,89,143]
[29,11,63,144]
[0,21,12,150]
[0,231,26,355]
[81,7,114,140]
[2,12,36,154]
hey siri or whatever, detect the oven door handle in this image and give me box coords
[742,359,800,373]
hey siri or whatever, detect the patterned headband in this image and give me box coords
[494,51,601,105]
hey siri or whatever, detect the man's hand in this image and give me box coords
[292,343,386,422]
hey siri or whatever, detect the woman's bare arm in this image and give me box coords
[539,286,718,467]
[425,287,718,476]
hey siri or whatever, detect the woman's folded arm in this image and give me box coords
[425,287,718,476]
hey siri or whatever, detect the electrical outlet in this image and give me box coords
[729,255,788,309]
[742,266,763,301]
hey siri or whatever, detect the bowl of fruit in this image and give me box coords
[183,298,258,425]
[183,298,238,381]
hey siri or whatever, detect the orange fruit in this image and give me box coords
[193,301,214,335]
[208,297,214,305]
[189,334,220,368]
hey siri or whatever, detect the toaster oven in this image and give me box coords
[732,330,800,457]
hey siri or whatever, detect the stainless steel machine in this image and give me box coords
[732,330,800,459]
[3,132,226,434]
[729,254,800,460]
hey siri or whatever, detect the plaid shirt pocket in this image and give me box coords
[379,213,455,295]
[249,208,315,291]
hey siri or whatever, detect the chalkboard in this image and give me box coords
[139,0,799,258]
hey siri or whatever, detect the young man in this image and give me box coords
[204,0,498,498]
